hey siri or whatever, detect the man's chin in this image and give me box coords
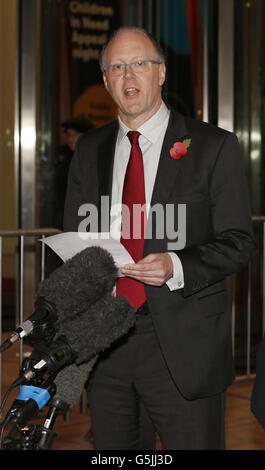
[121,102,142,117]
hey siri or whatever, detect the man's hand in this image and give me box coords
[120,253,173,286]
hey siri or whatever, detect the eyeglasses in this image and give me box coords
[103,59,162,76]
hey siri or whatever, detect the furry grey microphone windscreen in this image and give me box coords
[53,359,98,407]
[36,246,136,364]
[37,246,118,321]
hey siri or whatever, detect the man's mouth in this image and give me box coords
[124,87,139,96]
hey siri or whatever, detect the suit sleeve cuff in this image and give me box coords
[166,252,185,291]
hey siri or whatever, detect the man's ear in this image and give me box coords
[103,73,109,92]
[159,63,166,87]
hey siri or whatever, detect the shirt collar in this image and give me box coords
[117,101,170,145]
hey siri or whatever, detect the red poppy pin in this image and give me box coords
[170,138,191,159]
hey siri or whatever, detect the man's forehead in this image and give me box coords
[105,31,154,60]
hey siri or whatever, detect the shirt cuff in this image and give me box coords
[166,252,185,291]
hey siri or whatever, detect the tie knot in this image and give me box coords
[127,131,141,145]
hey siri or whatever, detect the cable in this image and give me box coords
[0,384,16,417]
[0,379,21,431]
[0,389,14,449]
[0,380,26,450]
[0,420,8,450]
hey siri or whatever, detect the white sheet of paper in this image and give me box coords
[41,232,134,276]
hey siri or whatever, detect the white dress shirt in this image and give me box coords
[110,101,184,291]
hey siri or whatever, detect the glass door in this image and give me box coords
[142,0,218,123]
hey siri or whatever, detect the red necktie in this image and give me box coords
[116,131,147,309]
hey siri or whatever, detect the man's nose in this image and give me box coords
[124,64,135,78]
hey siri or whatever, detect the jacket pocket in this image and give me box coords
[197,289,229,317]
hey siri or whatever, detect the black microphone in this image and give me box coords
[0,298,57,352]
[12,336,76,388]
[1,383,56,427]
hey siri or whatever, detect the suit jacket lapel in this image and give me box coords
[97,121,118,231]
[97,121,119,201]
[150,109,188,207]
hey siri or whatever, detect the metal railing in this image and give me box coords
[0,219,264,406]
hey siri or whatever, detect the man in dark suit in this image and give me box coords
[63,27,255,450]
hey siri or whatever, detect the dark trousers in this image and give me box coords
[89,313,226,450]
